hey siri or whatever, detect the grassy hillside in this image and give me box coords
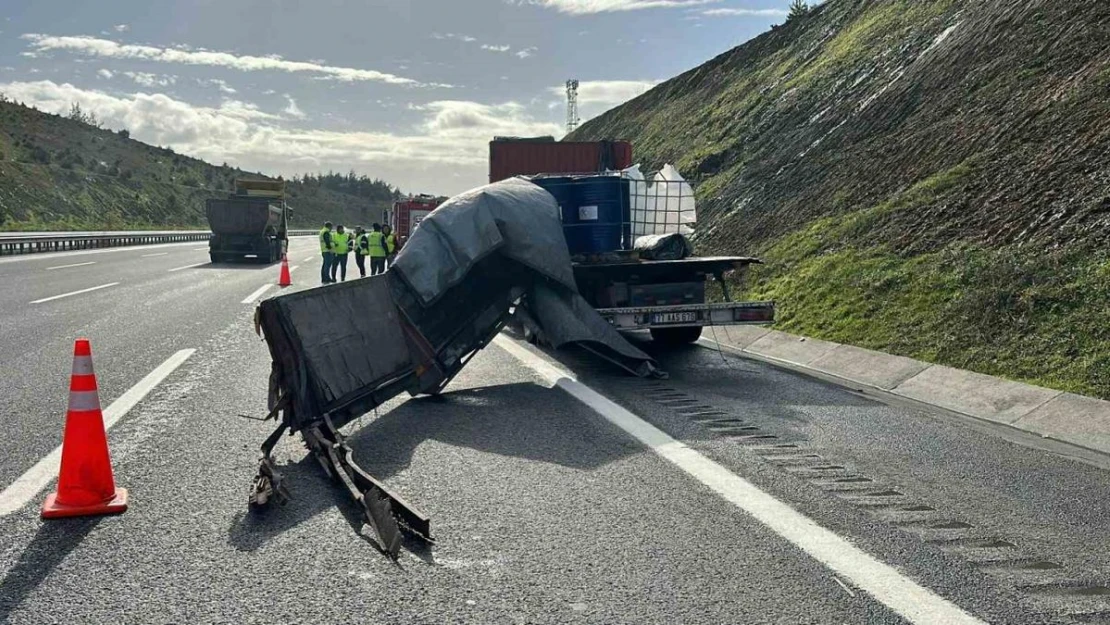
[571,0,1110,398]
[0,99,398,230]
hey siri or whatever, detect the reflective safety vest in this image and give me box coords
[333,232,350,254]
[367,231,387,258]
[319,227,333,253]
[384,234,396,254]
[356,233,370,256]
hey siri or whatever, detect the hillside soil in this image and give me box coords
[571,0,1110,398]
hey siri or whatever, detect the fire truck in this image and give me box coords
[384,194,447,249]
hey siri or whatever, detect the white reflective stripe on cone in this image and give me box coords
[68,390,102,412]
[72,355,95,375]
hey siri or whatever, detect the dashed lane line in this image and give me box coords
[0,349,196,516]
[30,282,120,304]
[242,284,274,304]
[495,335,988,625]
[45,261,96,271]
[168,262,207,273]
[141,252,169,257]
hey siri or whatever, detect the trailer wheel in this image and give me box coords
[650,326,703,345]
[209,252,222,264]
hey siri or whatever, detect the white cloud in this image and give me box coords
[283,95,306,119]
[481,44,511,53]
[197,78,236,94]
[550,79,659,105]
[515,47,538,59]
[21,34,433,86]
[701,7,787,16]
[97,68,113,79]
[512,0,719,14]
[114,24,129,32]
[0,80,560,194]
[123,71,176,87]
[431,32,478,43]
[214,99,283,121]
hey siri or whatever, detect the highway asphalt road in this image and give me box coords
[0,240,1108,624]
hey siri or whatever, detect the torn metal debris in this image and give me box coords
[250,179,658,558]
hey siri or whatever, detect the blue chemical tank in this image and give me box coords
[531,175,629,255]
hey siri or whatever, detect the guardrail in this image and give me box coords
[0,230,317,256]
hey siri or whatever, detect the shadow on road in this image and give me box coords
[195,261,277,270]
[226,381,637,554]
[0,517,100,622]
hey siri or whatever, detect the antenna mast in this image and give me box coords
[565,79,580,134]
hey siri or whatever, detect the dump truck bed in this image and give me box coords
[205,198,283,235]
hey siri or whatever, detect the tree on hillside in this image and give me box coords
[788,0,809,20]
[67,102,102,128]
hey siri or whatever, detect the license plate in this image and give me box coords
[652,312,698,325]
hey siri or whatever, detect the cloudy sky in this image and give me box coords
[0,0,789,195]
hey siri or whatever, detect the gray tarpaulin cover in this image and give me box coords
[634,232,694,261]
[259,178,657,433]
[393,178,656,376]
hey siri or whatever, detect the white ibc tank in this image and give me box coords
[622,163,697,235]
[652,164,696,234]
[623,164,649,237]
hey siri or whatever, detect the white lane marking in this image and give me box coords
[302,256,314,263]
[141,252,169,257]
[495,335,987,625]
[0,349,195,516]
[288,265,300,273]
[46,261,96,271]
[168,261,207,272]
[242,284,273,304]
[193,247,209,251]
[30,282,120,304]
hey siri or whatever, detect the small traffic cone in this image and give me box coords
[278,254,292,287]
[41,339,128,519]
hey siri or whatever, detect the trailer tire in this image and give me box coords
[650,326,703,345]
[210,252,222,264]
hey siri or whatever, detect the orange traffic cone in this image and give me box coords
[278,254,292,287]
[41,339,128,519]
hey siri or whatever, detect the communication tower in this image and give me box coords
[565,79,580,134]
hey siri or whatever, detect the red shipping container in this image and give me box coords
[489,139,633,183]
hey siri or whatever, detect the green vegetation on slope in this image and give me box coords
[0,99,400,230]
[572,0,1110,397]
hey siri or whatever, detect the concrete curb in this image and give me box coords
[700,328,1110,457]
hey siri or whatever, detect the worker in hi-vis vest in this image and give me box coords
[350,226,368,277]
[368,223,388,276]
[319,221,335,284]
[382,224,397,269]
[330,224,351,282]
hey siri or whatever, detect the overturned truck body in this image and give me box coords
[252,179,661,557]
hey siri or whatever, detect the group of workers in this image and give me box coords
[318,221,397,284]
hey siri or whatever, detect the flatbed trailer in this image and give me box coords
[573,255,773,343]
